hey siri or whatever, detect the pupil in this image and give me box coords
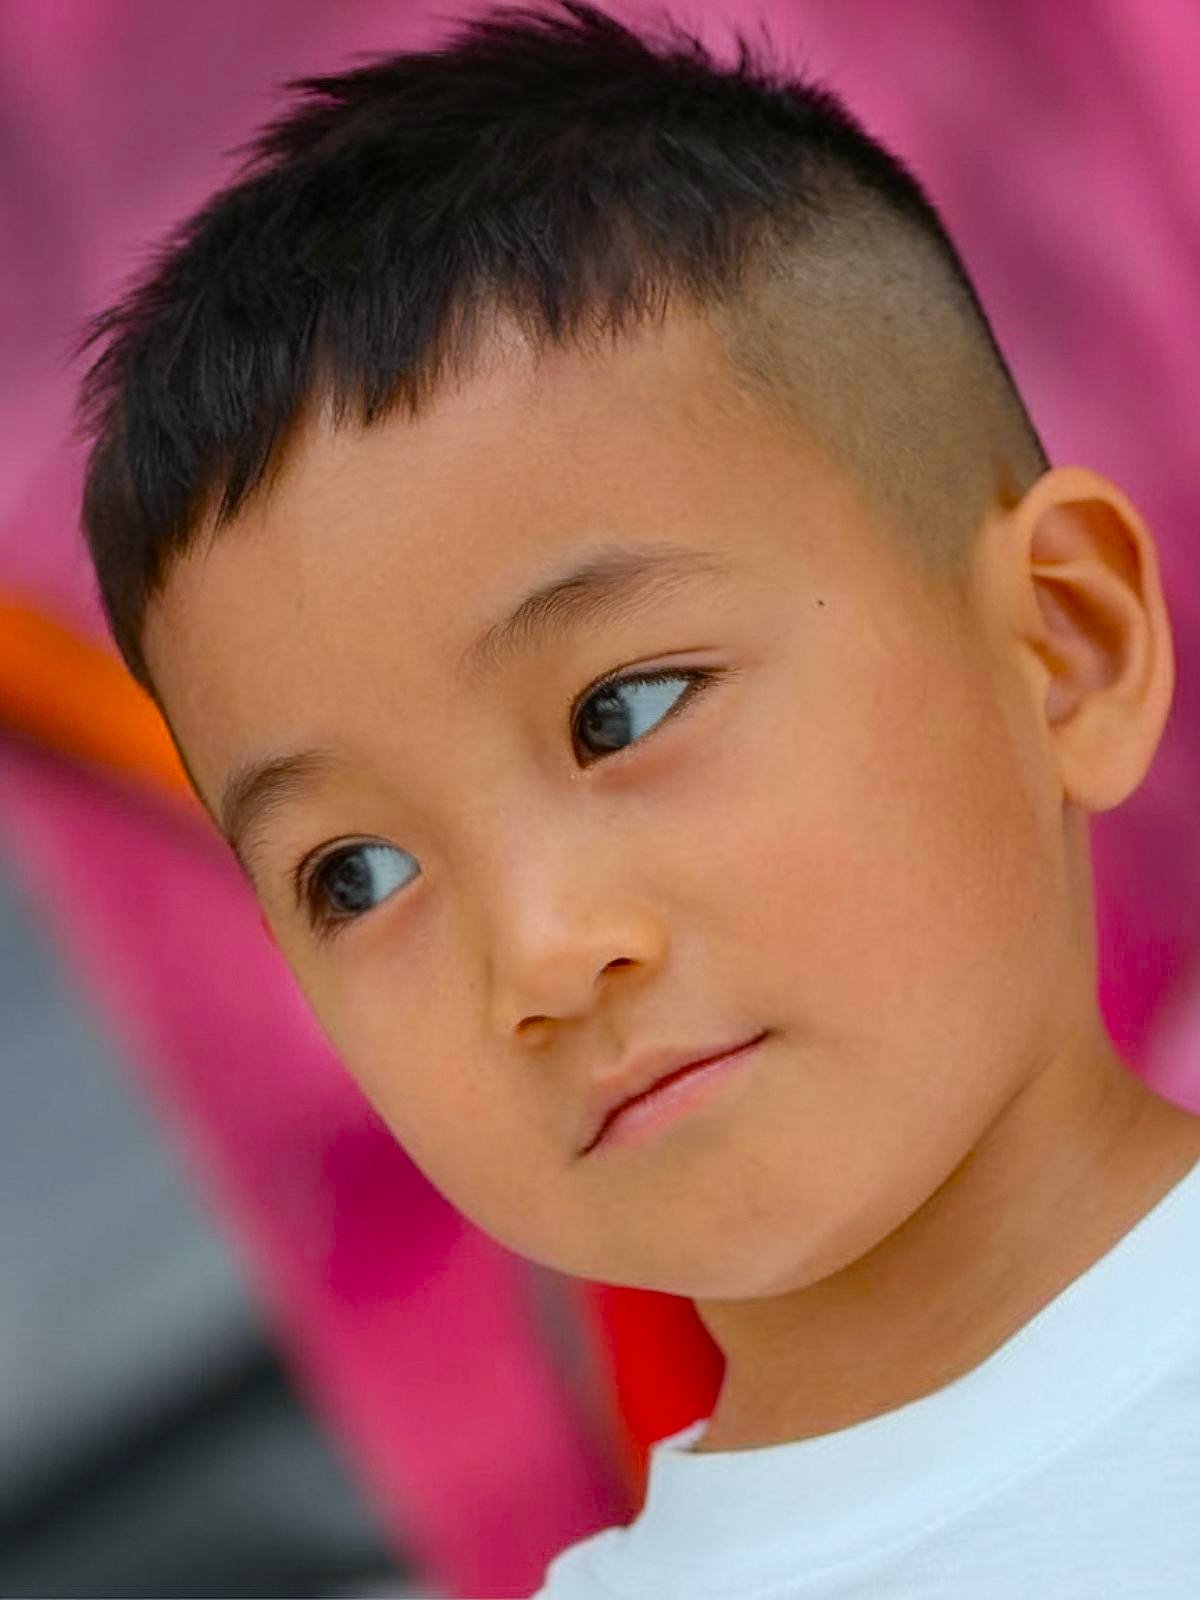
[584,691,630,751]
[326,852,373,912]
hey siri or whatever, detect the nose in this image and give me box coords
[482,828,667,1038]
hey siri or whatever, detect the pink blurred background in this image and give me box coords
[2,2,1198,1595]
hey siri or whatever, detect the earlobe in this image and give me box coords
[1009,466,1175,814]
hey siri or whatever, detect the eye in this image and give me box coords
[573,667,720,763]
[299,840,418,939]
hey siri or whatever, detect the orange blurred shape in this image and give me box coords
[0,596,192,801]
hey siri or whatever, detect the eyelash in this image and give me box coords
[294,663,725,941]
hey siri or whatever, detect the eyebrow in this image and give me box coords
[458,540,736,682]
[219,747,341,880]
[219,541,733,877]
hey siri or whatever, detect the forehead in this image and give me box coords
[143,310,877,792]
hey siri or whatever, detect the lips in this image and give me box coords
[579,1030,769,1154]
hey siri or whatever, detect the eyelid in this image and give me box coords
[569,662,727,761]
[567,654,723,728]
[291,836,362,918]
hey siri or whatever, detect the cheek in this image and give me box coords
[675,639,1071,1264]
[286,955,482,1179]
[738,659,1063,1057]
[298,962,566,1251]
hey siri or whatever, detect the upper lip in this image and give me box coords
[579,1030,768,1154]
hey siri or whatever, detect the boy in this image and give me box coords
[76,2,1200,1594]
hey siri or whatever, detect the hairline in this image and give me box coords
[136,206,1038,696]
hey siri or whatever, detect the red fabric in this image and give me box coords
[584,1284,724,1506]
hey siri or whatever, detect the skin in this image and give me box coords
[143,306,1200,1453]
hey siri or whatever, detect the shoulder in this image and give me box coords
[529,1523,630,1599]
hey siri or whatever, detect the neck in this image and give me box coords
[691,1024,1200,1453]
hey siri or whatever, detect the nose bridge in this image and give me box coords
[466,786,663,1031]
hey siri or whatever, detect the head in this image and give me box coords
[78,1,1174,1299]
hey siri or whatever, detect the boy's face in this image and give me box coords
[145,310,1075,1298]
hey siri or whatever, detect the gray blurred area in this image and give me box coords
[0,849,423,1597]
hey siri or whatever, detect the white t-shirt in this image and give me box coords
[534,1154,1200,1598]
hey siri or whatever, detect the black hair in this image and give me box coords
[77,0,1048,694]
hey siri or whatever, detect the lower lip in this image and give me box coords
[588,1033,768,1154]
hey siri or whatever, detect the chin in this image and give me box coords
[563,1230,836,1302]
[618,1194,905,1301]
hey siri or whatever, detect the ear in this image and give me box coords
[992,465,1175,814]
